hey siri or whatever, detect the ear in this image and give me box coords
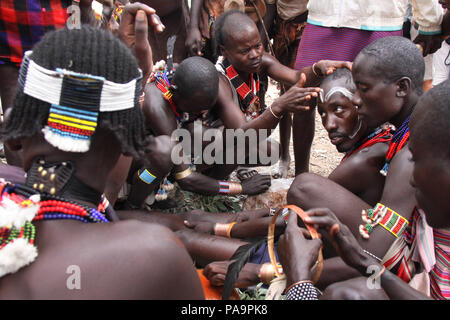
[396,77,412,98]
[220,45,228,58]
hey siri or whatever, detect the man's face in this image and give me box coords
[221,23,263,75]
[409,103,450,229]
[352,54,402,130]
[317,80,363,153]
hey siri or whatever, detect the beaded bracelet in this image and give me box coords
[285,280,319,300]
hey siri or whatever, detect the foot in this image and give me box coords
[272,157,290,179]
[236,168,259,181]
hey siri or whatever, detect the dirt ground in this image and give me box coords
[256,79,342,179]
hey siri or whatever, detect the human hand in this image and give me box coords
[185,27,203,56]
[272,73,320,114]
[314,60,353,77]
[413,33,443,56]
[277,212,322,288]
[241,174,271,195]
[118,3,165,84]
[203,261,261,287]
[183,219,215,234]
[303,208,376,274]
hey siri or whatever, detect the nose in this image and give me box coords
[352,90,362,111]
[324,114,338,132]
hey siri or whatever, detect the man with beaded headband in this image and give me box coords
[0,5,206,299]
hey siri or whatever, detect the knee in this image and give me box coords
[286,172,321,206]
[321,282,364,300]
[147,135,175,175]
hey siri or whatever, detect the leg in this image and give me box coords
[126,135,175,209]
[0,65,23,167]
[292,107,315,175]
[287,173,397,260]
[274,113,292,178]
[320,277,389,300]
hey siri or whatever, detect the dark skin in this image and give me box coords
[206,16,351,176]
[318,78,387,206]
[277,89,450,300]
[0,125,204,299]
[282,52,420,294]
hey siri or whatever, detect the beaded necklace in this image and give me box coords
[379,114,412,176]
[150,71,184,123]
[221,58,261,120]
[341,125,392,163]
[0,180,109,278]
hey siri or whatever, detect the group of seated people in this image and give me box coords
[0,1,449,300]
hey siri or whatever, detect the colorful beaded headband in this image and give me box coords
[18,51,143,153]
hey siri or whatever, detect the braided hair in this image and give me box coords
[0,26,149,159]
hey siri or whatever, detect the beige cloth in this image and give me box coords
[277,0,308,21]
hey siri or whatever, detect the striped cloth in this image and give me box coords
[430,228,450,299]
[382,209,450,299]
[293,23,403,69]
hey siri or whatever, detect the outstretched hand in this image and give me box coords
[185,27,203,56]
[272,73,320,114]
[277,212,322,288]
[118,2,165,84]
[413,33,443,56]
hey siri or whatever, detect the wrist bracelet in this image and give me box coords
[218,181,242,195]
[174,168,193,180]
[214,222,236,238]
[312,62,320,77]
[286,281,319,300]
[269,105,282,120]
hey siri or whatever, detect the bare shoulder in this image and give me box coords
[345,143,388,167]
[0,221,204,299]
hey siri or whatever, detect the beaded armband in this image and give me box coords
[138,169,156,185]
[359,203,409,239]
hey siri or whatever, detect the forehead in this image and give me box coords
[225,23,260,47]
[352,54,382,82]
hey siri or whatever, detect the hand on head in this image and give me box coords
[315,60,353,77]
[118,2,165,82]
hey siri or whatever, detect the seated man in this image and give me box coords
[184,36,426,292]
[195,9,351,179]
[286,36,426,293]
[0,8,204,299]
[278,78,450,300]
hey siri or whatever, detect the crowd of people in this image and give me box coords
[0,0,449,300]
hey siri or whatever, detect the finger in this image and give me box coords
[296,73,307,88]
[149,13,165,33]
[123,2,156,16]
[134,10,148,46]
[183,220,195,228]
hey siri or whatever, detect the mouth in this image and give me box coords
[249,59,261,69]
[329,134,345,145]
[348,117,363,139]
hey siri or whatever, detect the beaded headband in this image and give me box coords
[18,51,143,153]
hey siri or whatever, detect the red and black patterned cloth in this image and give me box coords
[0,0,70,67]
